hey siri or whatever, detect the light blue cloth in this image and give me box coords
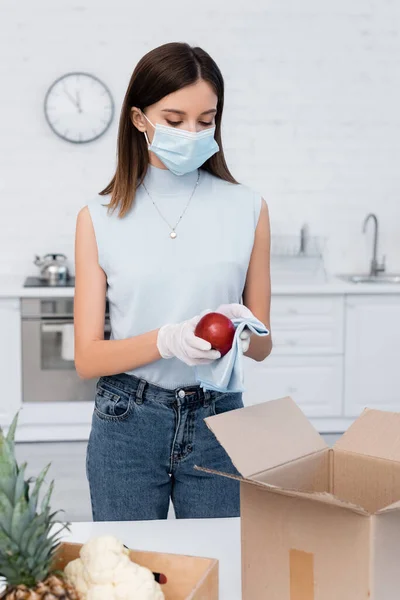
[195,317,270,393]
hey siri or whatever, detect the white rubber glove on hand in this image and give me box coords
[215,303,255,353]
[157,316,221,366]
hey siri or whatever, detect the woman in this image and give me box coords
[74,42,272,521]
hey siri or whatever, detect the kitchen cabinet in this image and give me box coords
[344,295,400,416]
[244,294,344,418]
[0,299,22,425]
[244,355,343,417]
[271,295,344,355]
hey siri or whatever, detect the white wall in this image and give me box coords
[1,0,400,277]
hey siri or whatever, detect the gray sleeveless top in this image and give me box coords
[87,165,262,389]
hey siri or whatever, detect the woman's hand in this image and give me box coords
[157,315,221,366]
[215,303,254,353]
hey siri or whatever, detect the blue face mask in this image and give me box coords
[142,113,219,176]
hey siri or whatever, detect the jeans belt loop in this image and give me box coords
[135,379,146,404]
[203,388,211,407]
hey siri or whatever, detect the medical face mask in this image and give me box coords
[142,113,219,176]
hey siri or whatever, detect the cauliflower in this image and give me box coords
[64,535,165,600]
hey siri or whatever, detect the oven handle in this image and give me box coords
[40,320,111,333]
[23,314,110,321]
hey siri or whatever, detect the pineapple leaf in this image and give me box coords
[48,509,64,522]
[38,527,66,552]
[40,478,54,513]
[24,509,63,559]
[19,520,36,554]
[26,523,48,557]
[19,511,51,555]
[5,412,19,454]
[11,493,32,544]
[36,539,54,565]
[28,463,51,515]
[0,561,21,583]
[0,491,13,534]
[35,564,50,582]
[0,432,17,502]
[34,526,68,564]
[0,522,19,553]
[13,462,27,505]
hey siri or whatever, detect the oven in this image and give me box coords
[21,298,110,403]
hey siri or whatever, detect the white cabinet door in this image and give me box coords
[0,299,22,425]
[344,295,400,416]
[243,355,343,417]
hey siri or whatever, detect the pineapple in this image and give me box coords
[0,413,79,600]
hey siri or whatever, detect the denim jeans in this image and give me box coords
[86,372,243,521]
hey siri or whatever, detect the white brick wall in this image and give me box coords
[1,0,400,277]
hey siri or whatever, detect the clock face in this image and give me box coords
[44,72,114,143]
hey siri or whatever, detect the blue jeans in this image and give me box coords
[86,372,243,521]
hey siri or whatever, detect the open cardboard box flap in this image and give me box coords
[200,397,400,515]
[204,396,327,478]
[334,407,400,462]
[197,465,370,515]
[377,498,400,514]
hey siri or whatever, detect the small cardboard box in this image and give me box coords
[52,542,218,600]
[201,396,400,600]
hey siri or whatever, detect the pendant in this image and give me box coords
[170,231,177,239]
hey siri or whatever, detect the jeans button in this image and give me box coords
[178,389,186,399]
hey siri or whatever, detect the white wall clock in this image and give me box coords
[44,72,114,144]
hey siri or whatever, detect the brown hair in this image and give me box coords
[100,42,237,217]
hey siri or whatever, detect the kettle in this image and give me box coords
[34,253,70,285]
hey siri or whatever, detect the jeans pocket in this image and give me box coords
[211,392,244,417]
[94,382,133,421]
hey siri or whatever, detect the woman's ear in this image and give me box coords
[130,107,147,132]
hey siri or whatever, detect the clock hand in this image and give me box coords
[63,85,80,111]
[75,89,82,113]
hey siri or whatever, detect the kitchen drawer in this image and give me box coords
[271,295,344,326]
[272,323,343,355]
[271,295,344,355]
[243,355,343,417]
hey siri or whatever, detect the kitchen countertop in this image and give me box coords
[1,274,400,298]
[0,275,76,298]
[63,518,241,600]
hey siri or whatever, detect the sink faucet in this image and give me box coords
[362,213,385,276]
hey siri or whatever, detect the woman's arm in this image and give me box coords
[74,207,161,379]
[242,198,273,362]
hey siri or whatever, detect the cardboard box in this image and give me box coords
[52,542,218,600]
[201,396,400,600]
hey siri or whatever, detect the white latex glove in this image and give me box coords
[157,315,221,366]
[215,303,255,353]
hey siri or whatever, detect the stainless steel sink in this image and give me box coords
[338,274,400,284]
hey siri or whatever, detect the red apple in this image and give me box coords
[195,312,235,357]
